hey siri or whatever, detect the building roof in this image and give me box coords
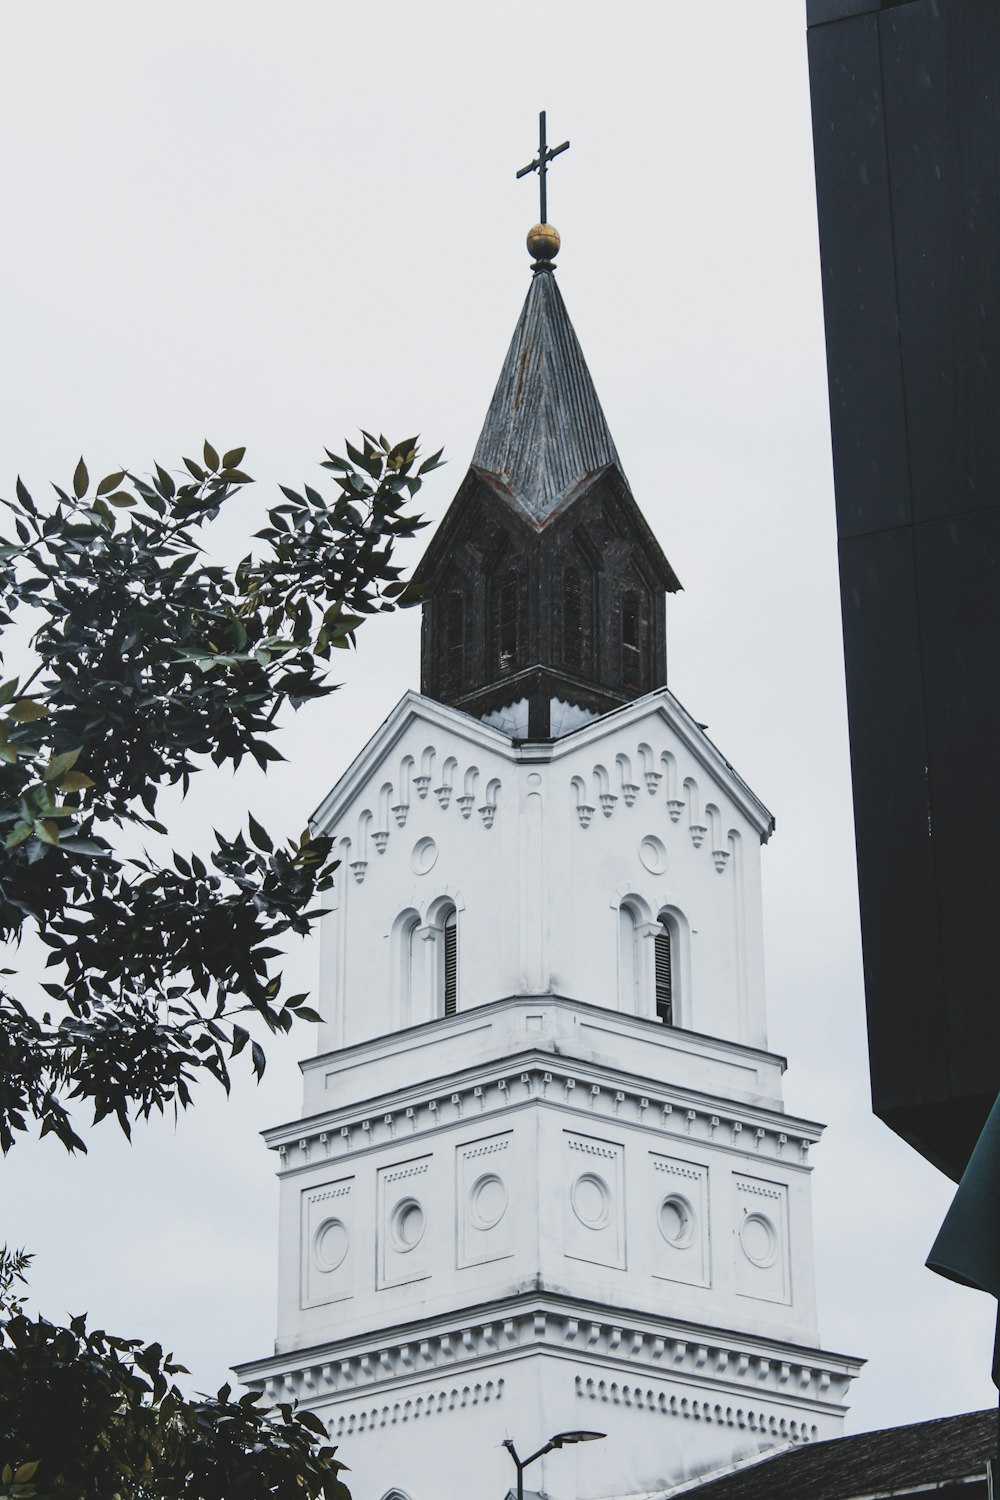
[471,266,623,527]
[676,1409,995,1500]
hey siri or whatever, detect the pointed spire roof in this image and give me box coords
[471,268,623,527]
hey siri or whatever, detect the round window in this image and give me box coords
[740,1211,778,1268]
[410,836,438,875]
[639,834,668,875]
[390,1197,426,1252]
[570,1172,612,1230]
[470,1173,508,1230]
[658,1194,695,1249]
[313,1217,349,1272]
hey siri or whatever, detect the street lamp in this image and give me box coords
[502,1430,606,1500]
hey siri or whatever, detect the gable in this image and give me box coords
[550,689,774,843]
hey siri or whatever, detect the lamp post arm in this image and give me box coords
[522,1440,558,1468]
[502,1437,558,1500]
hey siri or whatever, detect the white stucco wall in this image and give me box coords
[235,690,863,1500]
[312,689,773,1056]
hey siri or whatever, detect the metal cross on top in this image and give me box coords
[516,111,570,225]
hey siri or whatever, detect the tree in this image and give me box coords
[0,433,441,1495]
[0,1248,349,1499]
[0,433,439,1152]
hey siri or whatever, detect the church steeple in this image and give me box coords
[471,257,623,527]
[415,220,681,740]
[241,126,861,1500]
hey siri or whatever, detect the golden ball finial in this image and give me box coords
[527,222,560,262]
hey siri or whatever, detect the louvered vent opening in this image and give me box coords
[443,912,457,1017]
[655,923,673,1026]
[563,566,582,672]
[622,591,641,689]
[442,591,464,695]
[498,574,518,675]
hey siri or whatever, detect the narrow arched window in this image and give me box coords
[443,907,457,1016]
[393,910,421,1026]
[498,573,518,674]
[618,902,639,1014]
[442,591,464,695]
[622,589,641,688]
[655,920,673,1025]
[563,566,582,672]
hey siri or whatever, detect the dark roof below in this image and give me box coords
[472,268,622,527]
[682,1409,995,1500]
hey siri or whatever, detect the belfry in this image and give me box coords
[235,130,862,1500]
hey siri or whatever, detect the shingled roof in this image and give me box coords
[673,1408,995,1500]
[471,267,623,527]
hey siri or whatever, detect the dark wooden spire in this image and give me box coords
[414,249,681,740]
[471,270,624,528]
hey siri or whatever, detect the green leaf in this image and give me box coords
[5,822,32,848]
[9,700,47,723]
[0,680,18,707]
[107,490,136,508]
[154,463,176,498]
[247,813,273,853]
[418,446,445,475]
[34,819,59,846]
[14,1461,39,1483]
[96,470,126,496]
[60,770,94,792]
[203,440,220,471]
[44,747,81,782]
[73,456,89,498]
[222,446,246,469]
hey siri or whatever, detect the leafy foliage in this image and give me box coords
[0,433,441,1151]
[0,1289,350,1499]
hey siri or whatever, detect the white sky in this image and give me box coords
[1,0,993,1446]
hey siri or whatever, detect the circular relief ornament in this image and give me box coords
[740,1211,778,1268]
[410,837,438,876]
[571,1172,612,1230]
[390,1197,426,1252]
[639,835,668,875]
[658,1194,696,1249]
[470,1173,508,1231]
[313,1217,349,1272]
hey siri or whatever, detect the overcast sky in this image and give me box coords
[1,0,993,1444]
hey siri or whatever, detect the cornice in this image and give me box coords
[234,1294,863,1433]
[269,1051,822,1180]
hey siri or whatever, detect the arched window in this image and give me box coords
[497,572,518,675]
[442,905,458,1017]
[618,901,640,1014]
[655,919,673,1025]
[442,590,464,695]
[392,909,421,1027]
[622,589,641,689]
[563,566,582,672]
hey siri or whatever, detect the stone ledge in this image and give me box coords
[270,1057,821,1179]
[234,1297,863,1420]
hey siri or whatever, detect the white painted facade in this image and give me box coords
[235,688,862,1500]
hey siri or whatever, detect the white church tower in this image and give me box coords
[235,212,862,1499]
